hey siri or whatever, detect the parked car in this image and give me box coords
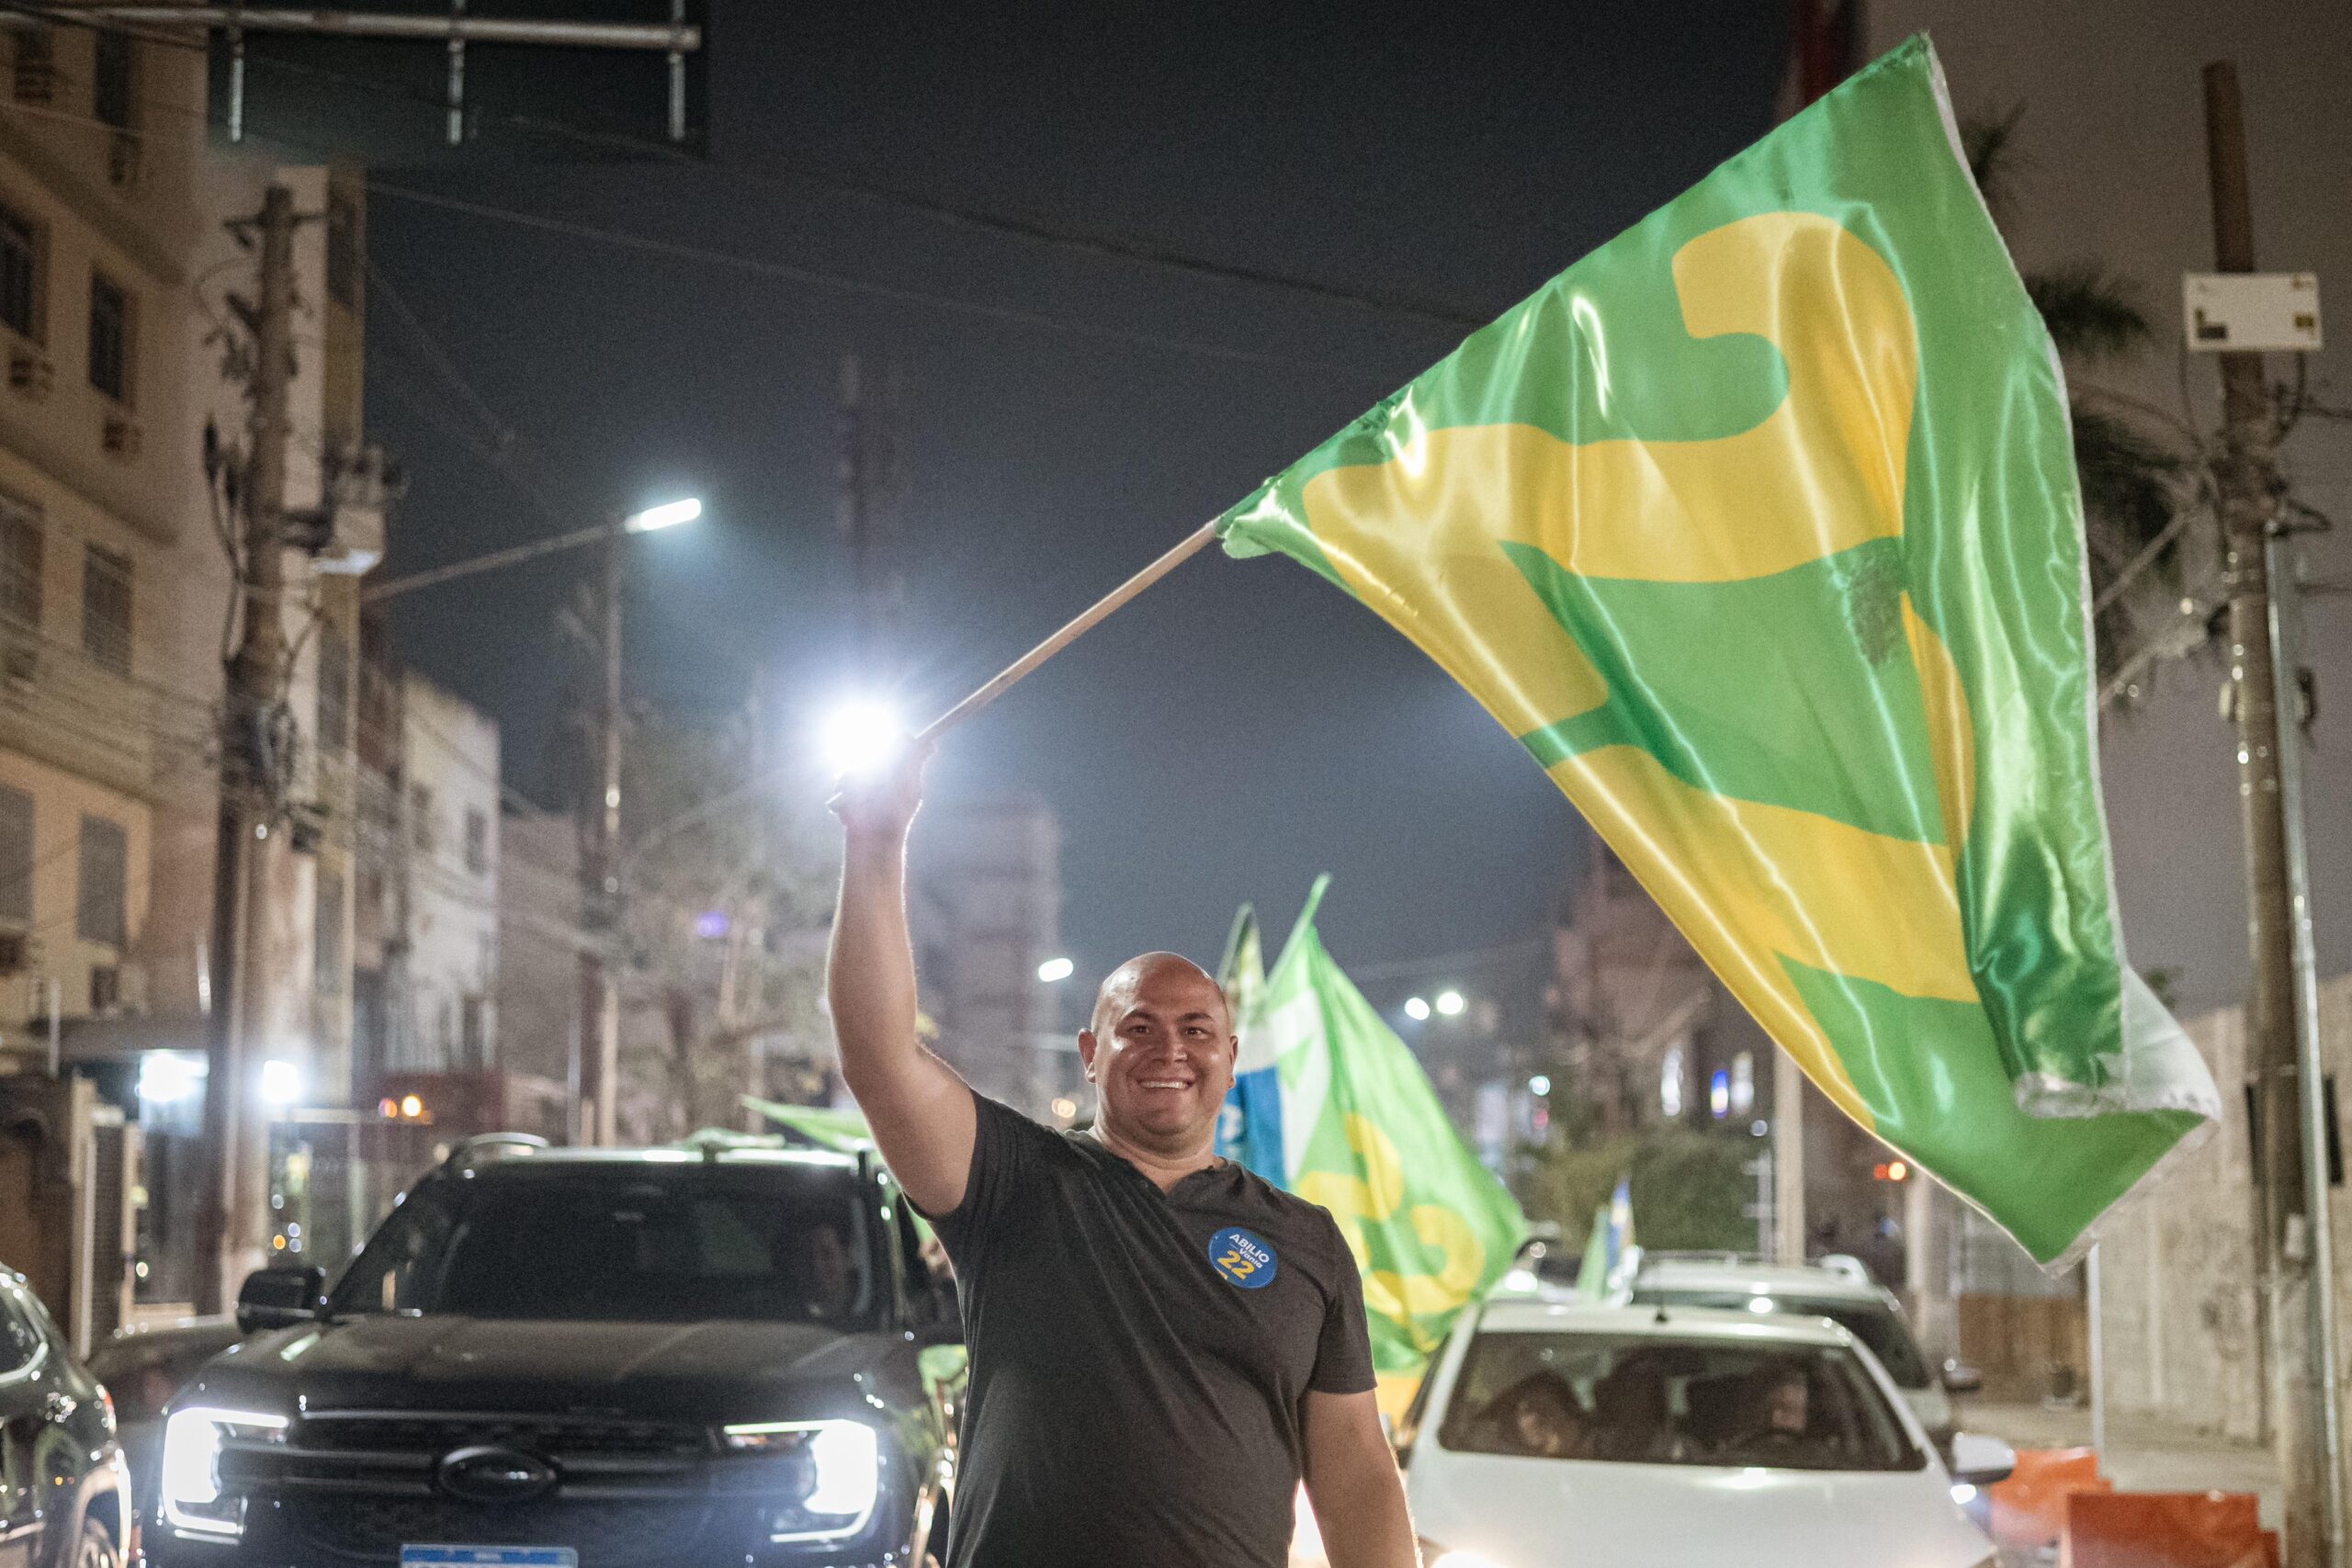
[84,1315,244,1545]
[1623,1253,1973,1455]
[146,1133,965,1568]
[0,1265,135,1567]
[1396,1299,2009,1568]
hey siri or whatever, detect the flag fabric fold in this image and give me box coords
[1214,36,2217,1265]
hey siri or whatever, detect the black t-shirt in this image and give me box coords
[922,1090,1376,1568]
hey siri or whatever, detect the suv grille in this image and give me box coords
[252,1411,718,1568]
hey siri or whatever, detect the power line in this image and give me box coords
[365,182,1368,376]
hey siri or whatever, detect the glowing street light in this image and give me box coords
[821,700,907,776]
[1435,989,1466,1017]
[622,496,703,534]
[1037,957,1075,984]
[259,1059,303,1107]
[138,1052,206,1104]
[1404,996,1431,1021]
[1529,1074,1551,1096]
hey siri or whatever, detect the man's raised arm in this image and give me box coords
[826,745,978,1217]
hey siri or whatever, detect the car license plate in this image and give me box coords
[401,1551,578,1567]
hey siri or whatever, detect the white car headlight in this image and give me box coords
[161,1405,288,1539]
[721,1419,881,1541]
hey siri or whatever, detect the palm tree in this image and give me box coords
[1963,109,2202,695]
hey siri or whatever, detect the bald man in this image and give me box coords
[828,746,1418,1568]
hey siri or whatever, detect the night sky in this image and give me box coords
[359,1,1792,997]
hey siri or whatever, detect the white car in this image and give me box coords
[1625,1254,1973,1456]
[1396,1301,2010,1568]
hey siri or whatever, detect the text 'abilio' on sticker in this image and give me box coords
[1209,1226,1277,1289]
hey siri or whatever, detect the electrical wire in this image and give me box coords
[365,181,1365,376]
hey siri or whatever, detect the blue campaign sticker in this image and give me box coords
[1208,1226,1278,1290]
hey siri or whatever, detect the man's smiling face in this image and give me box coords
[1079,954,1237,1156]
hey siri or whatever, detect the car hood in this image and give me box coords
[186,1314,885,1426]
[1407,1450,1992,1568]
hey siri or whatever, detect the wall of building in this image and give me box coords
[910,797,1063,1117]
[494,806,580,1095]
[2090,976,2352,1446]
[0,24,209,1057]
[395,671,499,1072]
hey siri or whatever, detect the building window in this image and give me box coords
[11,27,52,105]
[460,995,483,1066]
[93,30,133,130]
[0,784,29,925]
[463,807,488,875]
[317,617,350,755]
[0,202,38,340]
[82,544,130,675]
[410,783,435,854]
[0,499,39,628]
[315,864,344,998]
[76,814,126,948]
[87,271,129,403]
[326,187,360,310]
[1658,1043,1685,1122]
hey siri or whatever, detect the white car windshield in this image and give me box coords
[1436,1332,1926,1472]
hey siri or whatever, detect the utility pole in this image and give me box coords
[837,353,906,689]
[578,531,625,1145]
[196,186,298,1314]
[2202,60,2341,1568]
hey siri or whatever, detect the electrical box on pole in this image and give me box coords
[2184,272,2324,353]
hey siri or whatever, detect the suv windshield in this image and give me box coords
[328,1164,877,1328]
[1438,1331,1923,1473]
[1630,1289,1930,1388]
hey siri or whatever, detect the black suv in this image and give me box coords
[149,1134,963,1568]
[1,1264,133,1567]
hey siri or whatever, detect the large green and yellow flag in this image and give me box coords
[1216,38,2217,1265]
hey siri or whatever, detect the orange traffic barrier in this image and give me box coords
[1990,1446,2112,1550]
[2059,1490,2268,1568]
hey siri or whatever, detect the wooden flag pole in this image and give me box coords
[915,521,1221,743]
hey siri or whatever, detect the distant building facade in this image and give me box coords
[910,797,1064,1118]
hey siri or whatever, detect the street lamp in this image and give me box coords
[623,497,701,534]
[359,496,702,1148]
[1436,989,1466,1017]
[1036,957,1075,984]
[1404,997,1432,1021]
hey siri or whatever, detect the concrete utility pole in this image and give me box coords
[2202,60,2342,1568]
[837,354,907,689]
[578,531,626,1145]
[196,186,299,1314]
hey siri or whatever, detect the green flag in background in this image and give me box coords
[1216,37,2218,1265]
[1255,877,1525,1405]
[1216,907,1280,1168]
[1578,1178,1636,1303]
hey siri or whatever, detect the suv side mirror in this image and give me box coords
[1941,1358,1984,1394]
[237,1266,325,1335]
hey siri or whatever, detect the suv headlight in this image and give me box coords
[161,1405,288,1539]
[721,1419,881,1542]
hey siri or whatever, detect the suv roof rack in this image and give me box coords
[675,1127,787,1162]
[441,1132,549,1169]
[1635,1250,1765,1269]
